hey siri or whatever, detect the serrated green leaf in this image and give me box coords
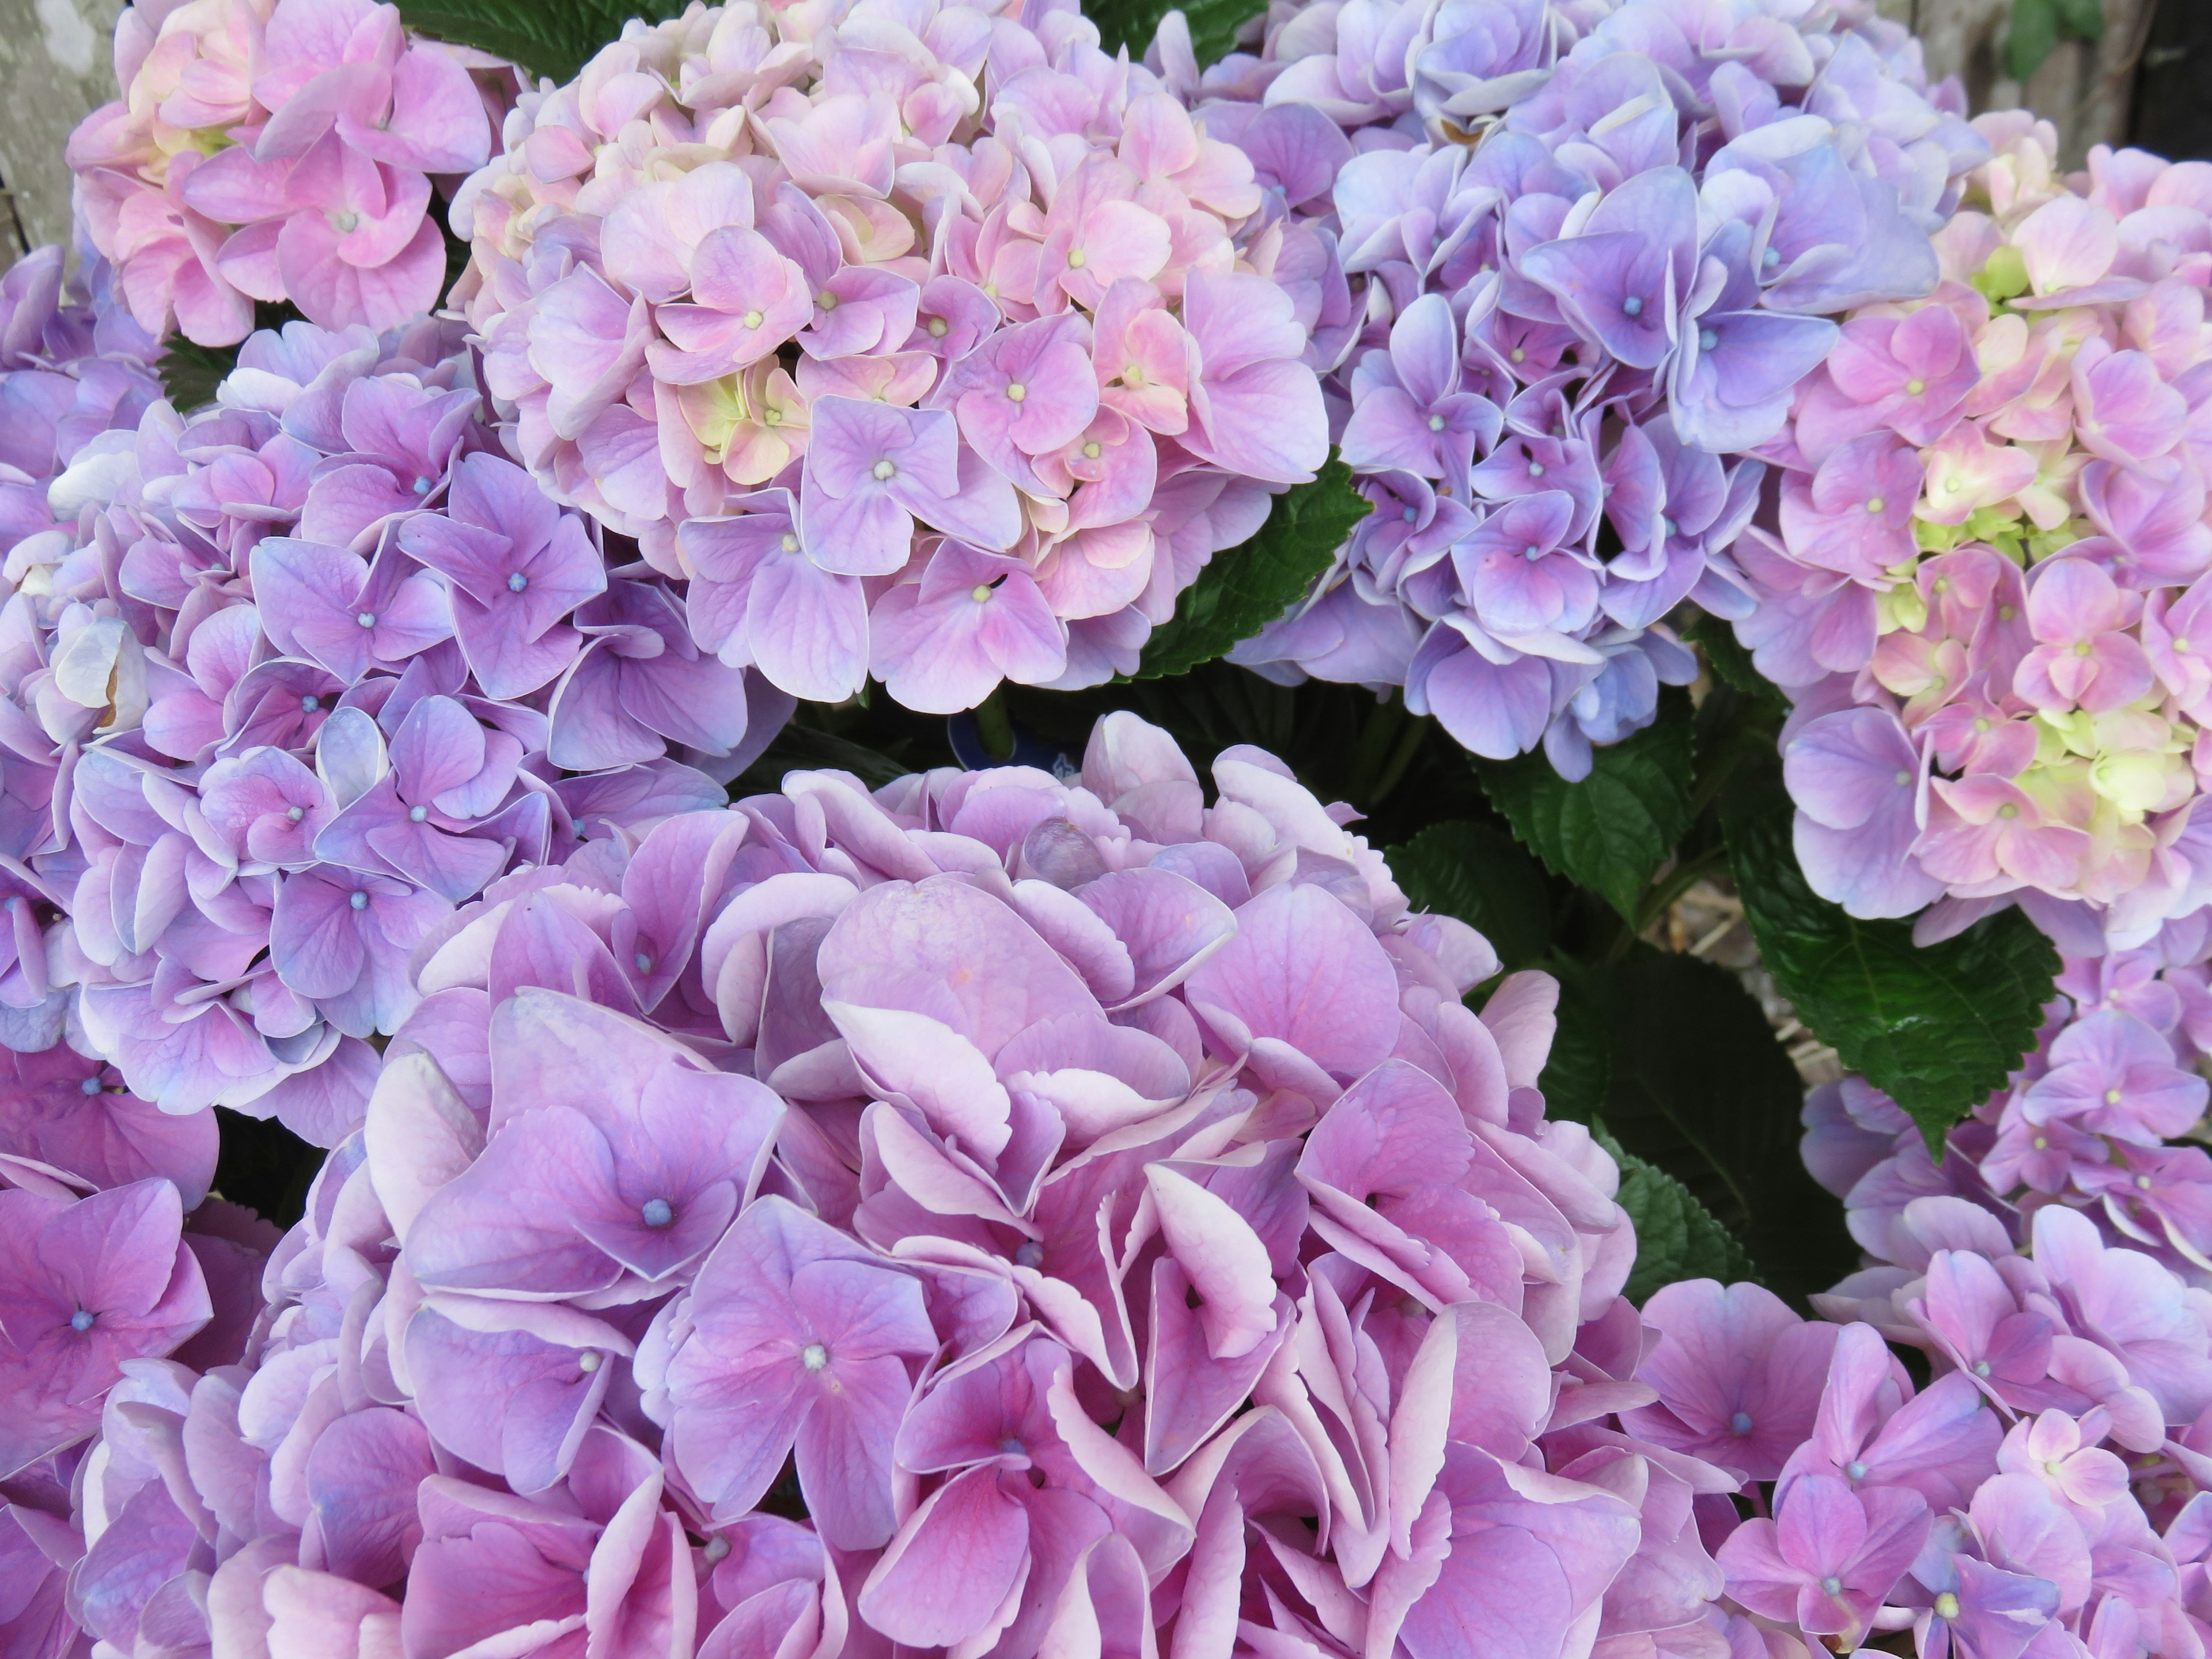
[402,0,686,81]
[157,301,306,412]
[1131,455,1370,680]
[2006,0,2063,82]
[1598,1129,1753,1305]
[1389,820,1551,970]
[1721,759,2058,1151]
[1478,689,1695,925]
[1085,0,1260,67]
[1590,949,1855,1306]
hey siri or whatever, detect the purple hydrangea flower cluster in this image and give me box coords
[7,712,1773,1659]
[1171,0,1987,775]
[1638,1208,2212,1659]
[1756,119,2212,937]
[2,314,782,1139]
[1806,910,2212,1289]
[0,243,165,608]
[66,0,518,344]
[450,0,1332,713]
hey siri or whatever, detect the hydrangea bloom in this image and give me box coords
[2,312,782,1145]
[66,0,518,343]
[21,712,1760,1658]
[452,0,1331,710]
[1663,1185,2212,1659]
[0,243,164,646]
[1753,118,2212,936]
[1807,911,2212,1284]
[1176,0,1986,775]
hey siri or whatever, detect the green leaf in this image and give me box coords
[2052,0,2104,44]
[1599,1130,1753,1305]
[1588,948,1857,1308]
[1680,611,1786,717]
[1388,820,1551,970]
[2006,0,2062,81]
[1131,455,1370,681]
[1721,759,2059,1150]
[1535,962,1611,1128]
[157,301,306,412]
[1478,689,1695,925]
[402,0,687,82]
[1085,0,1260,67]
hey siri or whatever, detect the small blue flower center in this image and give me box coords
[1015,1240,1045,1268]
[81,1075,101,1094]
[1846,1460,1868,1480]
[1622,295,1644,317]
[356,612,376,628]
[349,891,369,911]
[1662,517,1679,539]
[300,695,320,712]
[70,1309,94,1332]
[1523,543,1542,560]
[1699,328,1719,352]
[635,952,653,973]
[1403,506,1418,522]
[641,1197,675,1228]
[999,1437,1026,1457]
[1527,461,1546,477]
[1820,1577,1843,1597]
[1729,1411,1754,1435]
[412,475,432,494]
[1763,247,1781,268]
[408,805,428,822]
[507,572,528,593]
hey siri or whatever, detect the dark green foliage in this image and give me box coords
[1479,690,1696,925]
[158,301,304,412]
[1082,0,1260,67]
[1576,949,1857,1308]
[210,1108,319,1228]
[402,0,688,80]
[1721,760,2059,1150]
[2005,0,2104,84]
[1603,1130,1756,1304]
[1132,457,1372,680]
[1390,820,1552,971]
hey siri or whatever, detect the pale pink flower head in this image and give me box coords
[454,2,1327,715]
[69,0,517,341]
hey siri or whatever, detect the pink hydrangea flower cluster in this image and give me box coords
[1165,0,1987,776]
[65,0,517,344]
[1752,117,2212,938]
[2,314,781,1142]
[1631,1206,2212,1659]
[10,711,1770,1659]
[451,0,1331,712]
[0,243,165,624]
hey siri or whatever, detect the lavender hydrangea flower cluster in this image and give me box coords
[1639,1211,2212,1659]
[1180,0,1988,776]
[5,712,1766,1659]
[452,0,1331,714]
[66,0,517,344]
[1806,911,2212,1287]
[2,314,781,1141]
[0,244,165,599]
[1759,118,2212,939]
